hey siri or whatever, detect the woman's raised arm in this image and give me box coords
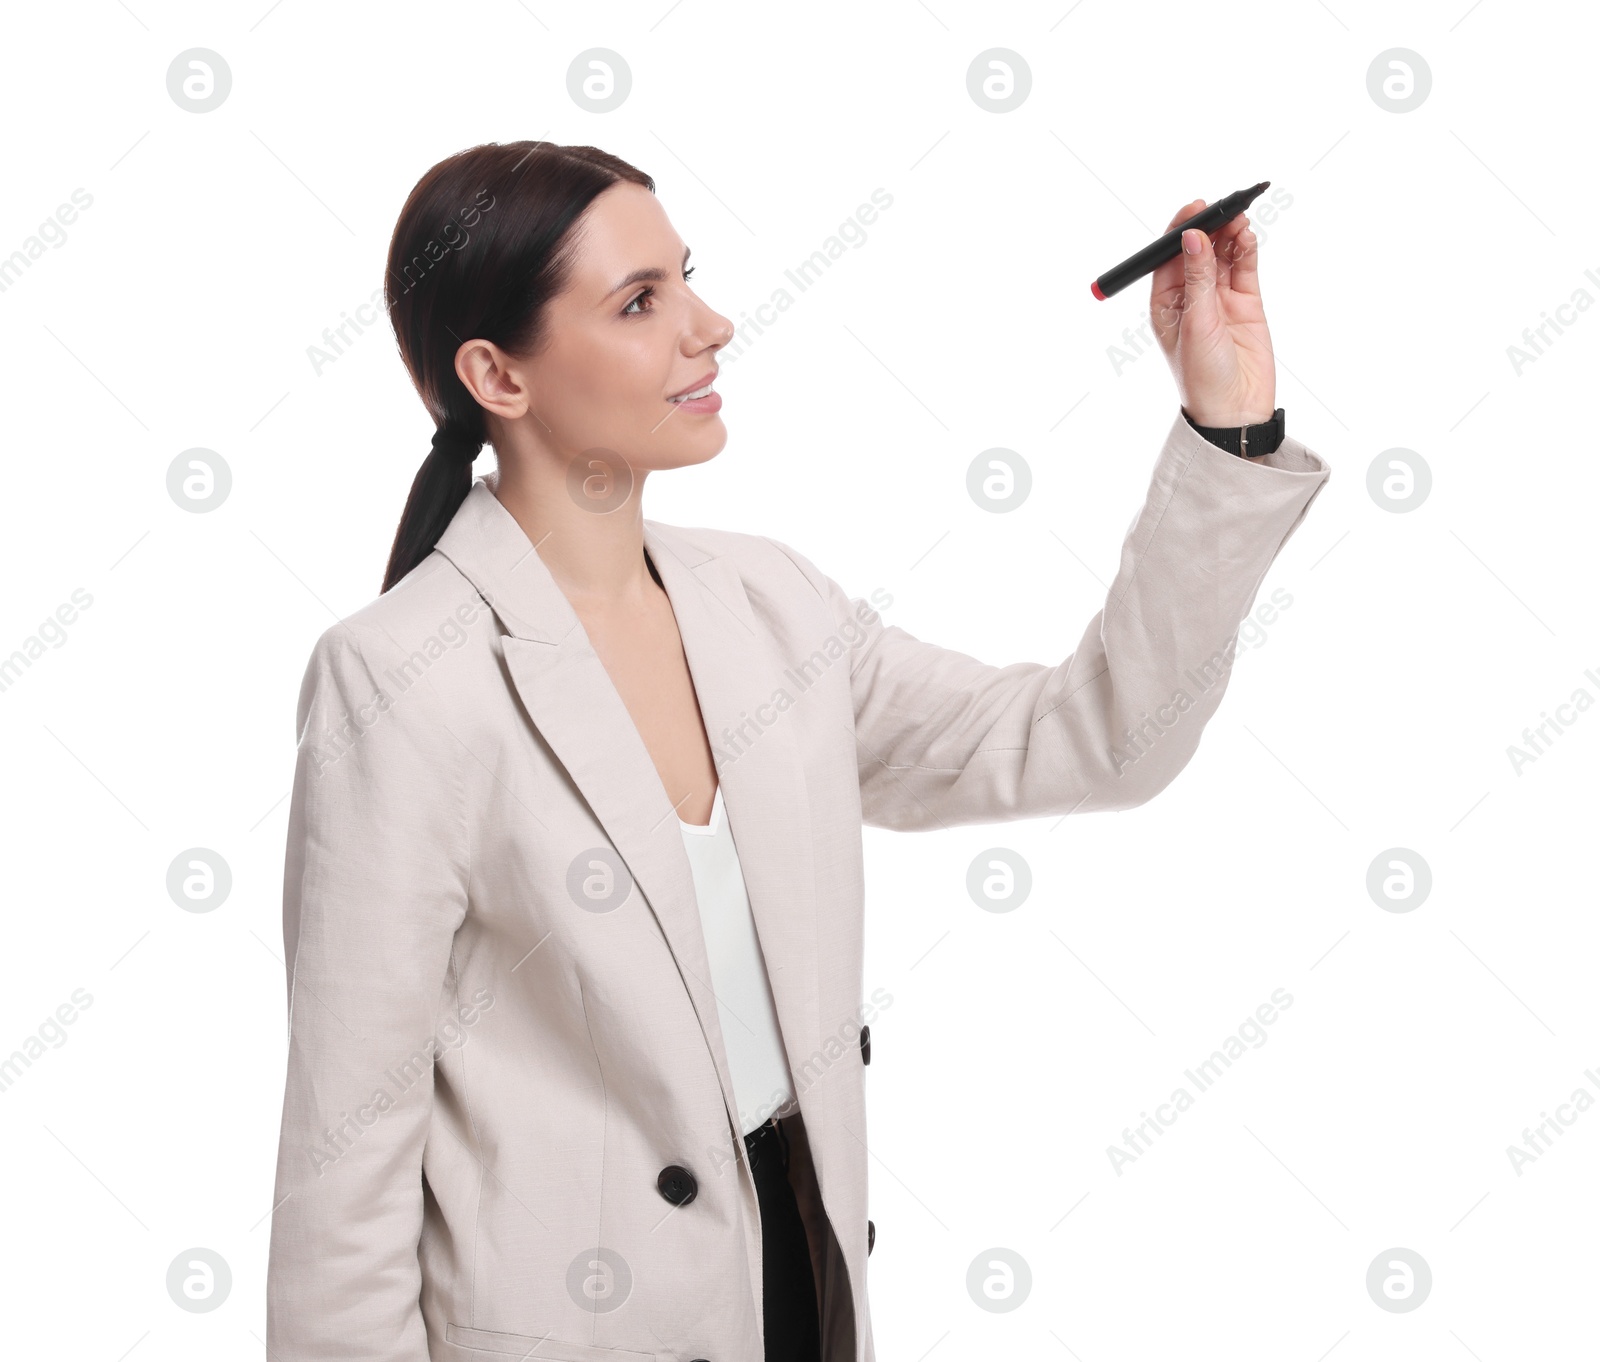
[765,410,1329,832]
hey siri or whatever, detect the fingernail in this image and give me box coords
[1182,229,1201,255]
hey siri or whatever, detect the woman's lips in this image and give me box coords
[666,374,721,413]
[667,388,722,414]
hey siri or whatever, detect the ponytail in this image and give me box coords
[380,419,485,593]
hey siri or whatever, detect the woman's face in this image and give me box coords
[487,181,734,477]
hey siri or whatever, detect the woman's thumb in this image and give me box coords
[1180,228,1217,328]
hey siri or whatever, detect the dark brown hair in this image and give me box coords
[379,140,654,593]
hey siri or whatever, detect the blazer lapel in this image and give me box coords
[433,481,822,1145]
[644,518,824,1130]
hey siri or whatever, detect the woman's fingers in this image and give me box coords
[1149,200,1257,343]
[1223,218,1261,298]
[1161,200,1249,285]
[1212,213,1247,290]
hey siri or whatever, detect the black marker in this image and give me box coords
[1089,181,1270,301]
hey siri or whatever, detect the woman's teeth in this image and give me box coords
[671,383,714,403]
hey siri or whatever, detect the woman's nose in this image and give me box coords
[690,300,734,349]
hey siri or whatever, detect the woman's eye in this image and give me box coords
[623,267,696,317]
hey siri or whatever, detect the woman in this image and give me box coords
[266,141,1329,1362]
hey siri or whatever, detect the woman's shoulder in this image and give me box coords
[295,551,499,705]
[317,553,484,646]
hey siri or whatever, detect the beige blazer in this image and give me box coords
[266,410,1330,1362]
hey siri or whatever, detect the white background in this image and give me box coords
[1,1,1595,1358]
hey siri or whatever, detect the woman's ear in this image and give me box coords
[456,337,531,424]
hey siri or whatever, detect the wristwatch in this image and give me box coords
[1183,406,1286,459]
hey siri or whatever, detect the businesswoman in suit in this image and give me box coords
[266,141,1330,1362]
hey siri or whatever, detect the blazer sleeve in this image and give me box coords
[266,622,469,1361]
[768,409,1331,832]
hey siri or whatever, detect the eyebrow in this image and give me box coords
[605,245,692,300]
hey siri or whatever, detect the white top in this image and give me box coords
[678,785,798,1136]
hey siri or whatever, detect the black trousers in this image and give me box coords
[745,1116,822,1362]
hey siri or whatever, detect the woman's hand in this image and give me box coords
[1150,199,1276,427]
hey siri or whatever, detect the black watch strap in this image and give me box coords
[1183,406,1286,458]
